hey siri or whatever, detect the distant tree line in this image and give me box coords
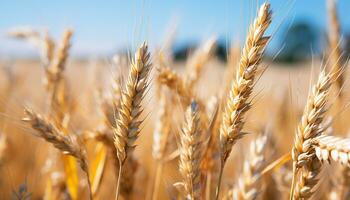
[172,20,350,64]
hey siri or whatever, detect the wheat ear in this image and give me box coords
[47,29,72,82]
[216,3,272,199]
[42,31,56,68]
[23,108,92,199]
[322,133,350,200]
[113,42,152,163]
[158,66,193,105]
[232,133,268,200]
[46,29,72,106]
[113,42,152,200]
[7,27,55,68]
[219,2,272,163]
[291,70,335,199]
[186,37,217,88]
[179,101,203,200]
[6,27,42,49]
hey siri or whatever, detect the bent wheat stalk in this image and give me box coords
[217,2,272,199]
[113,42,152,200]
[23,108,92,200]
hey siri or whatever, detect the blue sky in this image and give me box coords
[1,0,350,57]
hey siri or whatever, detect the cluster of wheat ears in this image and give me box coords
[2,1,350,200]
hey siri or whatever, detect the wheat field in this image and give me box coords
[1,1,350,200]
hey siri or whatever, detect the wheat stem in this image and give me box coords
[115,159,123,200]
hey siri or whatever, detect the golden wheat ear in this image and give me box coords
[215,3,272,199]
[313,135,350,166]
[229,133,268,200]
[291,69,337,199]
[157,66,193,105]
[113,42,152,164]
[219,2,272,164]
[179,101,203,200]
[7,27,55,68]
[113,42,152,200]
[22,108,93,199]
[186,36,217,88]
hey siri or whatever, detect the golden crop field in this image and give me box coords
[0,1,350,200]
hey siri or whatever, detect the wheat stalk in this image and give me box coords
[23,108,92,199]
[178,101,203,200]
[291,70,335,199]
